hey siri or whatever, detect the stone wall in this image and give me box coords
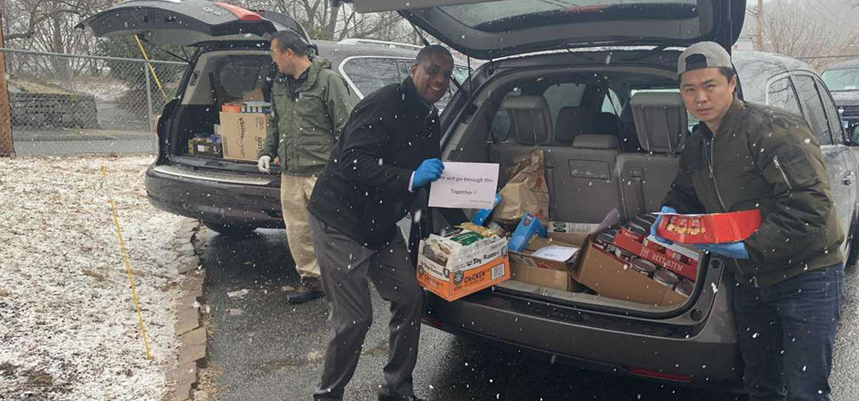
[10,92,99,129]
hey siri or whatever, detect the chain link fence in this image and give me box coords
[0,48,188,156]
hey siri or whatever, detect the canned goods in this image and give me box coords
[622,224,647,242]
[614,247,634,262]
[595,232,617,253]
[631,258,657,277]
[653,268,680,289]
[675,279,694,297]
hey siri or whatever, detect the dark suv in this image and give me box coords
[344,0,859,390]
[79,0,468,235]
[823,59,859,136]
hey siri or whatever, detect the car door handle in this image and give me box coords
[844,172,855,186]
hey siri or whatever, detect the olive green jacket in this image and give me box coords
[260,59,352,176]
[664,99,844,287]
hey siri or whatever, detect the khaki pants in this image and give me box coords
[280,174,321,282]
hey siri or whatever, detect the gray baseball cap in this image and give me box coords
[677,41,733,76]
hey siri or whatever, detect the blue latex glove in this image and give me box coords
[412,158,445,189]
[695,242,750,260]
[651,206,677,244]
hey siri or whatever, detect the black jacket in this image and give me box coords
[307,77,441,249]
[664,99,844,287]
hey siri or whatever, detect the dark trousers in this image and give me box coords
[309,214,423,400]
[733,264,845,401]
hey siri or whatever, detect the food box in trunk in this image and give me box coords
[574,236,689,306]
[509,237,580,271]
[188,136,222,157]
[547,221,602,246]
[656,210,762,244]
[508,237,583,292]
[417,229,510,302]
[614,228,700,282]
[219,112,268,162]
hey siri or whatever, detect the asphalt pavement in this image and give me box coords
[10,129,155,156]
[198,228,859,401]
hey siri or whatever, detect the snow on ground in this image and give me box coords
[0,155,185,400]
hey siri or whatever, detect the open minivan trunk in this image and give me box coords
[335,0,744,317]
[424,52,720,316]
[162,47,279,173]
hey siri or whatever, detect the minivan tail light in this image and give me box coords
[214,3,262,21]
[626,367,693,383]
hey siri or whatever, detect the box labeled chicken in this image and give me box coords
[417,227,510,302]
[656,209,762,244]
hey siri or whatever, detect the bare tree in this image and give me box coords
[762,0,859,70]
[238,0,416,43]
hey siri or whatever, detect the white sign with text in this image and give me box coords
[428,162,499,209]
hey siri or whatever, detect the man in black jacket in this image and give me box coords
[306,45,453,401]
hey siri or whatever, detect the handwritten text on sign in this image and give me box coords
[428,162,499,209]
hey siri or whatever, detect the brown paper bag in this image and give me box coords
[494,149,549,223]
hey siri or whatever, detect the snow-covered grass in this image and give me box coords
[0,155,185,400]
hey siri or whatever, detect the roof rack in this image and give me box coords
[337,38,422,51]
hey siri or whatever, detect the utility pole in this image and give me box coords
[756,0,764,51]
[0,9,15,158]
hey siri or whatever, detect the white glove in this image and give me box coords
[257,155,271,173]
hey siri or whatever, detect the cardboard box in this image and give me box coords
[416,231,510,302]
[510,263,570,291]
[614,231,699,281]
[509,237,580,272]
[188,137,222,157]
[510,263,586,292]
[657,209,762,244]
[574,239,689,306]
[219,112,268,162]
[547,221,602,246]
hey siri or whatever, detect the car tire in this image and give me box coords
[203,221,256,237]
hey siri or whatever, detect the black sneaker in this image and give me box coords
[285,285,325,304]
[378,394,425,401]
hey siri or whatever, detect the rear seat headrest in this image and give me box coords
[593,112,620,135]
[572,134,620,150]
[629,92,687,154]
[555,107,592,144]
[502,95,552,145]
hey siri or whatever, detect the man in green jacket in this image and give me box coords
[655,42,845,401]
[258,31,352,304]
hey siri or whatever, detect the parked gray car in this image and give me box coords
[822,59,859,136]
[346,0,859,390]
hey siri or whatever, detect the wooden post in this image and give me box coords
[0,9,14,157]
[756,0,764,51]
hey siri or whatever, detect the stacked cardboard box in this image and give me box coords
[416,228,510,302]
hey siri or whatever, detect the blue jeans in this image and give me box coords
[733,264,845,401]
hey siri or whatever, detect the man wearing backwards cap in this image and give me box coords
[653,42,845,400]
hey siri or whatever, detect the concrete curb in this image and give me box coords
[165,218,208,401]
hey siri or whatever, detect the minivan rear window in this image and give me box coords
[217,57,269,101]
[441,0,699,32]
